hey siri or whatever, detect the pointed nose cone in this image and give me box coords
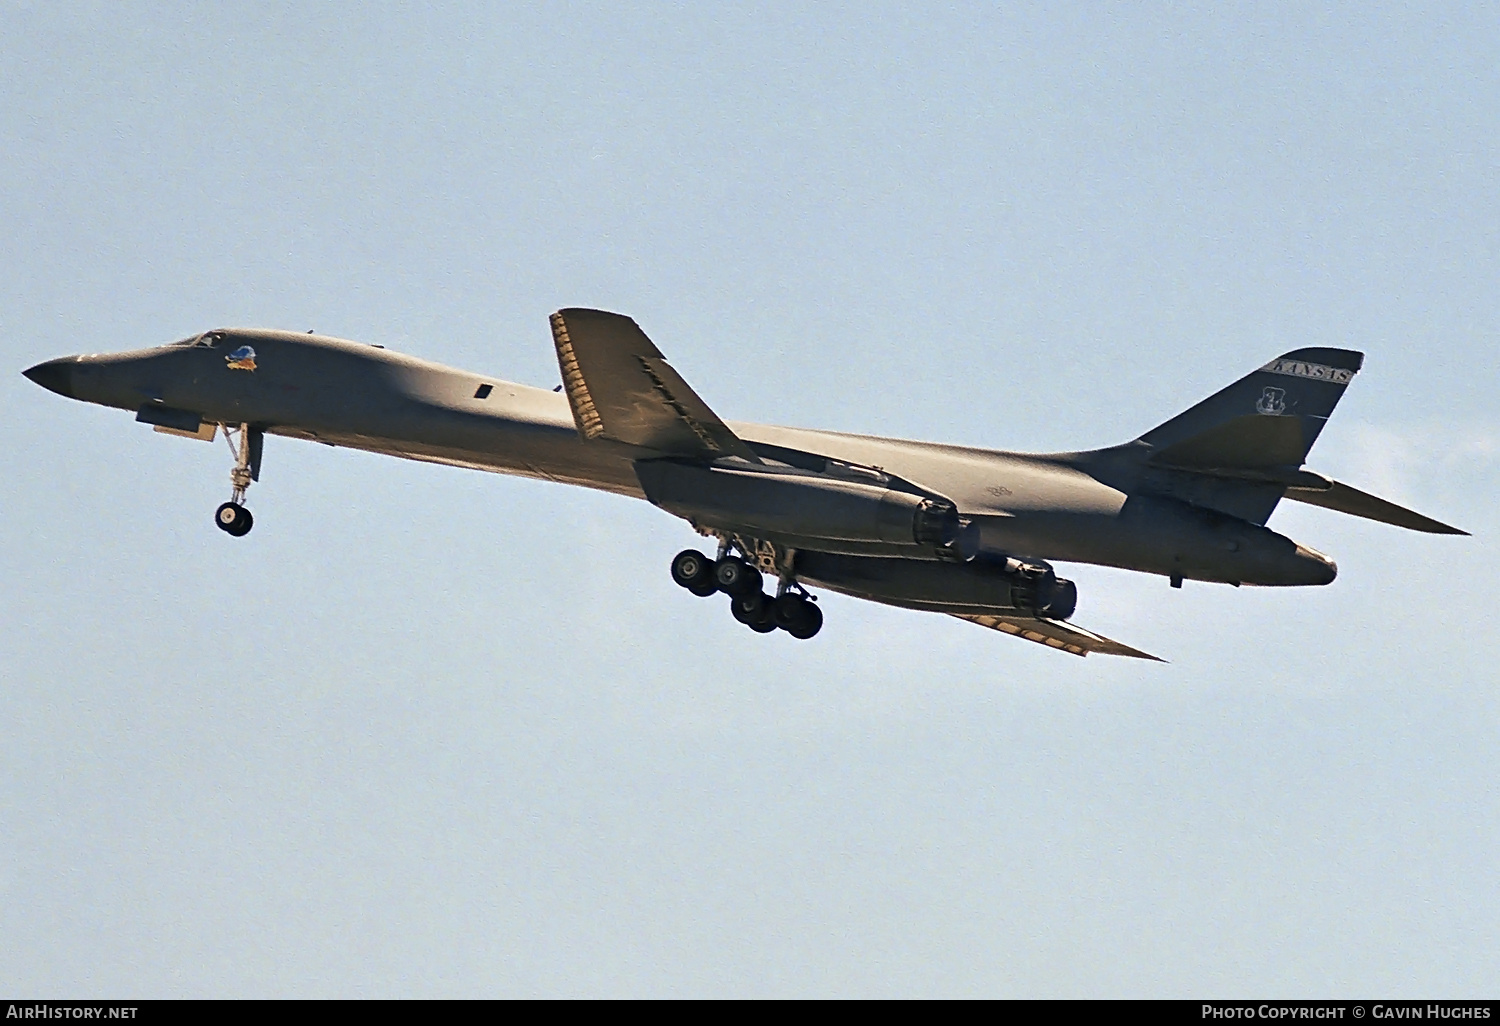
[23,357,78,399]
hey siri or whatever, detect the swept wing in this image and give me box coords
[550,308,760,461]
[951,613,1165,661]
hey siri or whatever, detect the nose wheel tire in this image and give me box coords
[215,501,253,537]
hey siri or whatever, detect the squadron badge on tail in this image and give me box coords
[1255,386,1286,415]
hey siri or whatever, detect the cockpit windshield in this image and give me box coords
[165,331,227,348]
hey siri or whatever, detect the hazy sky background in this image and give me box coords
[2,2,1496,996]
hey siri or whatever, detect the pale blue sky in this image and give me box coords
[2,2,1496,996]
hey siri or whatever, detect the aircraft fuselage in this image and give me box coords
[26,328,1336,588]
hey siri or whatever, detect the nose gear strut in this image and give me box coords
[214,422,262,537]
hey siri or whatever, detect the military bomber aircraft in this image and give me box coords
[23,309,1467,659]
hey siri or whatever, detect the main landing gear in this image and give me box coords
[670,547,824,640]
[214,423,263,537]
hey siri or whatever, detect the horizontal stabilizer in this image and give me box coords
[952,613,1165,661]
[1284,479,1468,535]
[550,308,759,461]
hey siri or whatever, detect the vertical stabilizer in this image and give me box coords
[1140,348,1363,469]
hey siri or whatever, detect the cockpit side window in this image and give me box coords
[168,331,227,348]
[166,331,225,348]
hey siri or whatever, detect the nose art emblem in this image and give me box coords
[225,345,258,372]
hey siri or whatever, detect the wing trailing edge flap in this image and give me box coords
[550,308,760,462]
[952,613,1165,661]
[1283,479,1468,535]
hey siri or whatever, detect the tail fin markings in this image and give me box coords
[1139,347,1364,471]
[1129,346,1466,535]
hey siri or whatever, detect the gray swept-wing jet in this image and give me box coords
[23,309,1467,659]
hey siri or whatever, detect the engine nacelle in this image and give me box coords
[635,459,967,551]
[795,551,1079,620]
[1008,563,1078,620]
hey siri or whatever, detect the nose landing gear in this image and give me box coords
[670,541,824,639]
[215,501,253,536]
[214,423,262,537]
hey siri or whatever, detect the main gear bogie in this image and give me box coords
[668,545,823,640]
